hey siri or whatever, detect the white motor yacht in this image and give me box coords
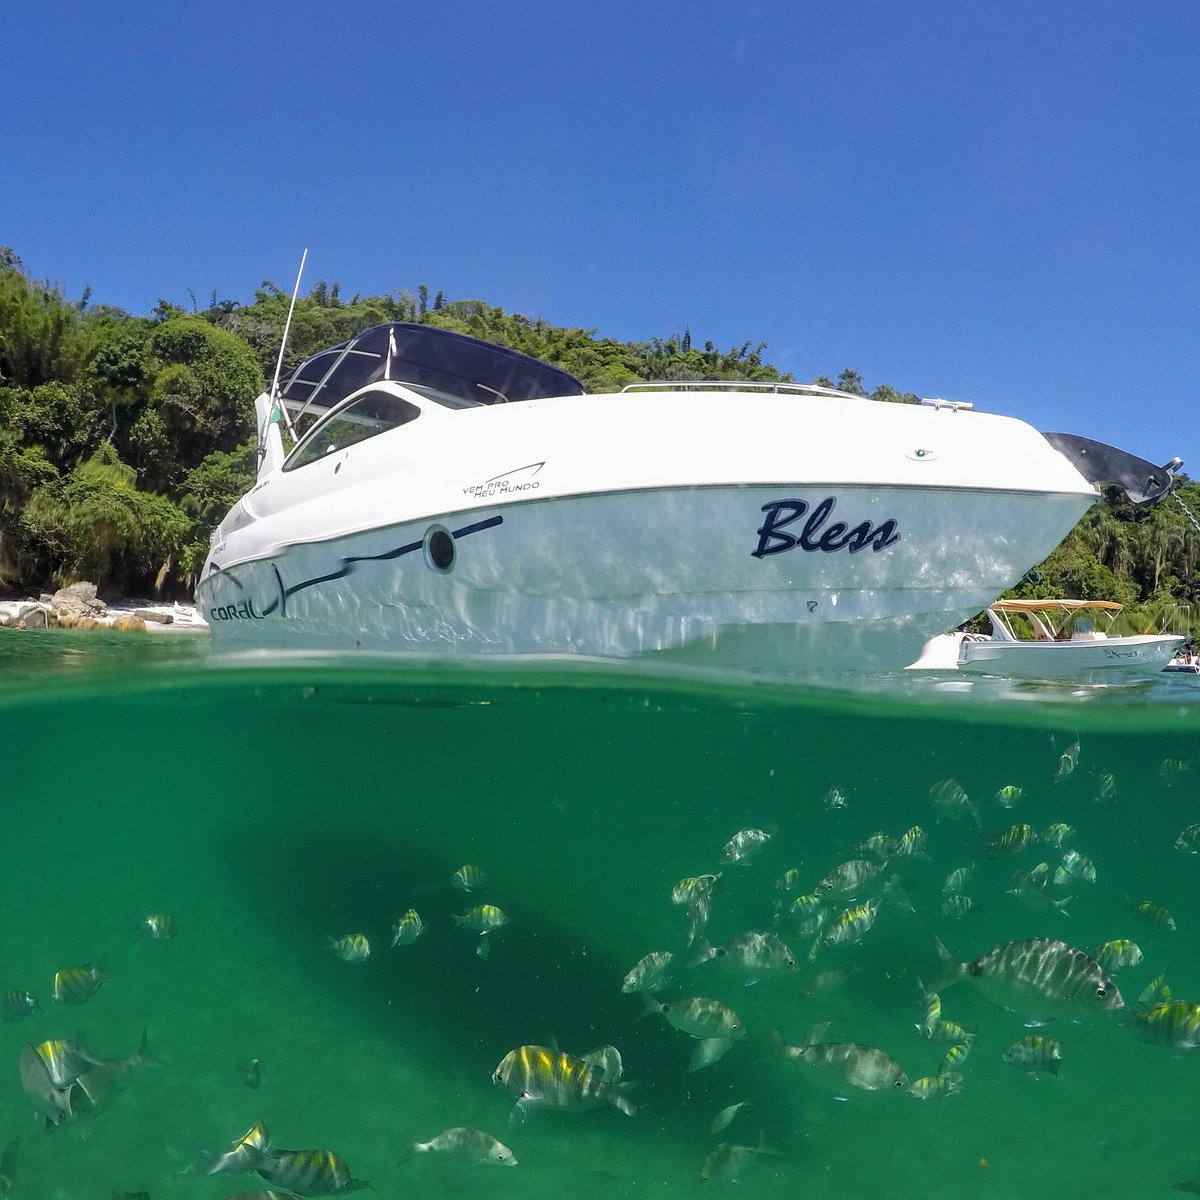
[195,322,1180,672]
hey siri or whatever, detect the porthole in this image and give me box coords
[423,525,456,573]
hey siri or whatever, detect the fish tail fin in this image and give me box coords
[635,995,662,1023]
[802,1020,830,1047]
[178,1149,215,1177]
[687,940,716,968]
[396,1142,419,1165]
[767,1028,788,1059]
[755,1130,784,1157]
[135,1027,164,1069]
[608,1080,637,1118]
[929,936,962,994]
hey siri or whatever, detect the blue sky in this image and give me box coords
[5,2,1197,471]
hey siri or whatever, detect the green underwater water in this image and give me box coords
[1,632,1199,1199]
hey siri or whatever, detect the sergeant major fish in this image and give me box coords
[492,1045,636,1122]
[823,787,849,810]
[18,1044,72,1128]
[983,823,1038,859]
[452,904,509,933]
[823,898,880,947]
[390,909,425,947]
[326,934,370,962]
[136,913,176,940]
[1004,1034,1064,1076]
[1133,900,1176,930]
[1057,849,1096,884]
[52,959,106,1005]
[906,1072,964,1099]
[1042,823,1075,849]
[1136,1000,1200,1050]
[182,1120,271,1176]
[1089,940,1143,973]
[252,1147,369,1195]
[1,990,39,1021]
[929,779,979,827]
[942,866,974,895]
[451,865,488,892]
[1053,738,1080,781]
[995,785,1025,809]
[895,825,928,858]
[1176,823,1200,853]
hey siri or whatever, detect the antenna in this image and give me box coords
[268,248,308,442]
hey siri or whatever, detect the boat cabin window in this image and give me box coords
[283,390,420,471]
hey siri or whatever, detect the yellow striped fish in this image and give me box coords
[34,1038,96,1088]
[453,904,509,933]
[326,934,370,962]
[939,1042,972,1075]
[1089,939,1143,973]
[1,990,39,1021]
[492,1045,635,1121]
[183,1119,271,1177]
[907,1072,964,1099]
[1133,900,1176,931]
[1137,1001,1200,1049]
[451,865,489,892]
[1004,1034,1064,1076]
[136,913,176,940]
[254,1147,368,1194]
[390,909,425,948]
[824,898,880,946]
[52,959,106,1006]
[983,823,1038,859]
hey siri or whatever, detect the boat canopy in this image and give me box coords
[276,322,585,424]
[990,599,1124,614]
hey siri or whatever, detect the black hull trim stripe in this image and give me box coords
[281,513,504,601]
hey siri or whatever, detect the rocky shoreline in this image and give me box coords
[0,581,208,633]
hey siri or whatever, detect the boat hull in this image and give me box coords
[196,483,1094,673]
[957,634,1186,678]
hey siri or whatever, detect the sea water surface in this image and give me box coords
[1,630,1198,1199]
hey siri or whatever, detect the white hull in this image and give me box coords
[958,634,1185,677]
[198,482,1092,672]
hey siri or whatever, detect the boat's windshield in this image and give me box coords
[276,322,584,430]
[283,390,421,471]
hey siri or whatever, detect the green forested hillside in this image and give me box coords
[1,247,1197,634]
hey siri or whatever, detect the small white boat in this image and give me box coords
[912,599,1187,677]
[1164,644,1200,674]
[195,322,1180,673]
